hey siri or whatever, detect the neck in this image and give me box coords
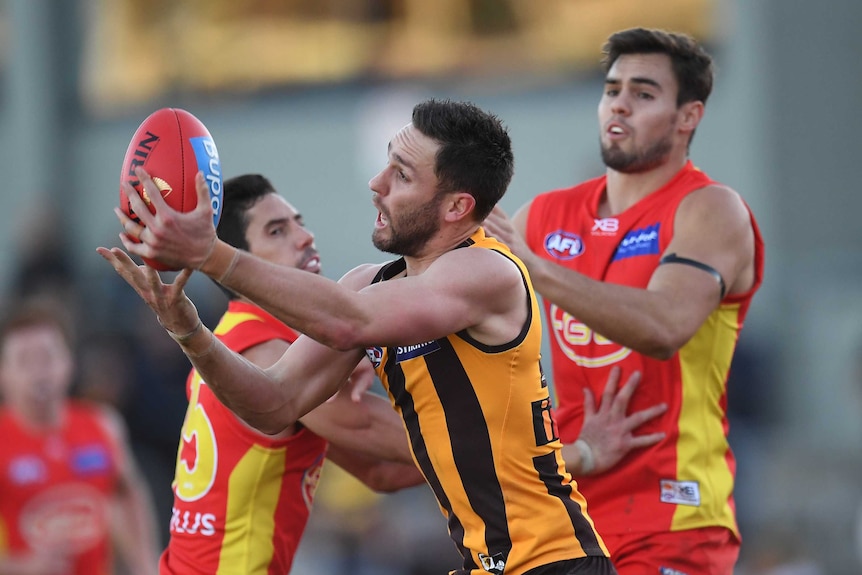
[13,402,64,431]
[602,155,688,216]
[404,224,479,277]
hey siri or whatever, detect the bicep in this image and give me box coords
[649,186,755,322]
[666,186,754,292]
[354,253,519,347]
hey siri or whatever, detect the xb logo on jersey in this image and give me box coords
[543,230,584,260]
[592,217,619,235]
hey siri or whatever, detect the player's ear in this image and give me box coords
[679,100,704,134]
[444,192,476,223]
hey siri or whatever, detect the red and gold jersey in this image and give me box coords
[365,228,609,575]
[160,301,327,575]
[0,403,120,575]
[524,161,765,538]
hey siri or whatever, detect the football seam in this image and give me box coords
[174,108,186,213]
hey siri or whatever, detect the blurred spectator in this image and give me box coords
[0,298,160,575]
[9,203,80,311]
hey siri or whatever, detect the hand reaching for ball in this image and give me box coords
[114,167,219,271]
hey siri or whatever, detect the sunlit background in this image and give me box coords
[0,0,860,573]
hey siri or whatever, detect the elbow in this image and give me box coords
[637,327,687,361]
[247,419,290,436]
[240,408,298,436]
[318,322,367,352]
[363,469,411,493]
[643,345,677,361]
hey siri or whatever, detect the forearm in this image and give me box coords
[201,241,366,350]
[303,393,414,464]
[527,255,683,358]
[173,324,303,433]
[327,446,425,493]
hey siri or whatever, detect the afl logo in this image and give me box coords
[544,230,584,260]
[366,346,383,369]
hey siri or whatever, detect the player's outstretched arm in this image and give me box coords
[560,367,666,477]
[325,445,425,493]
[95,247,362,435]
[486,188,756,359]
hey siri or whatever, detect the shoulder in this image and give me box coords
[69,401,130,451]
[434,243,524,294]
[88,402,129,440]
[338,262,390,290]
[678,183,753,225]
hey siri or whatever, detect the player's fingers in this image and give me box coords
[600,365,622,408]
[143,264,162,289]
[582,386,596,416]
[625,402,668,431]
[118,233,152,261]
[114,207,145,240]
[122,180,155,227]
[174,268,194,291]
[613,370,642,406]
[97,247,144,289]
[194,172,215,217]
[135,167,171,212]
[628,431,666,449]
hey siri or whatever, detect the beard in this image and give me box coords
[372,193,443,257]
[600,130,673,174]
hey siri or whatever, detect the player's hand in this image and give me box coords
[115,167,217,270]
[567,366,667,476]
[483,206,531,261]
[95,246,201,337]
[345,357,377,402]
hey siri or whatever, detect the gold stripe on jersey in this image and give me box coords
[0,517,7,551]
[374,232,607,574]
[673,303,740,534]
[216,445,287,574]
[213,312,265,336]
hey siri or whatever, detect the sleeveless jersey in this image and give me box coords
[364,228,609,575]
[160,301,327,575]
[0,402,120,575]
[524,161,765,538]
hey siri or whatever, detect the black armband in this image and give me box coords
[658,253,726,299]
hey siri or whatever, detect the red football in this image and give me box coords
[119,107,223,271]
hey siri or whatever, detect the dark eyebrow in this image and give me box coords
[606,76,662,90]
[264,217,291,229]
[392,152,416,173]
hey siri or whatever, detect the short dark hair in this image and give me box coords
[217,174,278,251]
[215,174,278,300]
[412,99,514,221]
[0,299,75,354]
[601,27,714,107]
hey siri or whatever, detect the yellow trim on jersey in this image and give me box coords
[673,303,741,534]
[0,517,7,551]
[217,444,287,575]
[214,312,265,336]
